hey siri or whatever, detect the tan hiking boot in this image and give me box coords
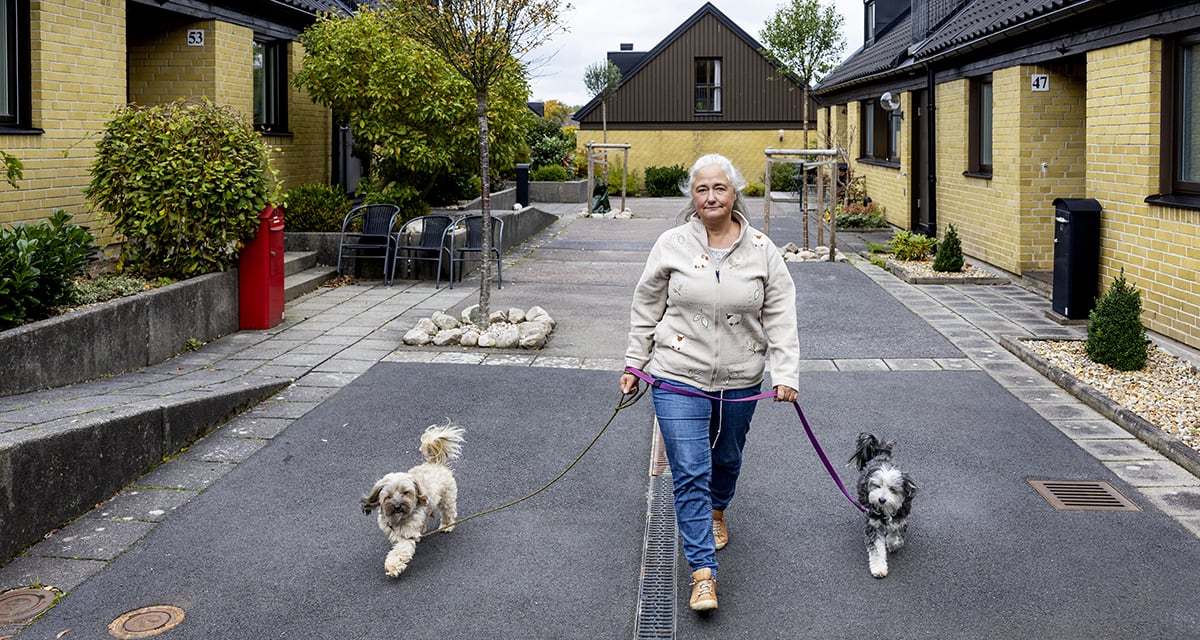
[713,509,728,550]
[689,568,718,611]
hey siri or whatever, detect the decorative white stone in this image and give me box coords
[488,310,508,324]
[495,326,520,349]
[415,318,438,335]
[431,311,460,331]
[461,305,483,325]
[432,328,463,346]
[518,321,548,349]
[460,329,480,347]
[507,308,526,324]
[403,328,433,345]
[478,332,498,348]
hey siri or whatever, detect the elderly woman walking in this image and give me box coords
[619,153,800,612]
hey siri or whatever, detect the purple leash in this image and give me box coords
[624,367,866,513]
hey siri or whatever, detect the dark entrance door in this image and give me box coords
[911,89,934,235]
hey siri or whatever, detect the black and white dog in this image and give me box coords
[849,432,917,578]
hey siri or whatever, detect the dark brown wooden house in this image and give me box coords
[573,2,817,187]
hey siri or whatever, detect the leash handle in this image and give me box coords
[624,367,866,513]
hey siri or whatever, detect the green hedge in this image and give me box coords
[644,164,688,197]
[0,210,95,329]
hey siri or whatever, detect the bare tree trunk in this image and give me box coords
[602,100,607,144]
[476,90,492,320]
[802,85,810,148]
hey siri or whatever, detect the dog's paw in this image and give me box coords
[384,558,408,578]
[440,524,455,533]
[871,566,888,578]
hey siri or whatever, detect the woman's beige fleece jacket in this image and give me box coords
[625,211,800,392]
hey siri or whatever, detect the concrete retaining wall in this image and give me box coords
[0,377,287,564]
[529,180,588,203]
[0,271,239,396]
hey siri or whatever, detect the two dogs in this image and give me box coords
[360,425,913,581]
[361,422,464,578]
[849,432,917,578]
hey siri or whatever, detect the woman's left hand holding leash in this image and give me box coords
[774,385,798,403]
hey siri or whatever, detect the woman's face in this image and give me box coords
[691,164,735,224]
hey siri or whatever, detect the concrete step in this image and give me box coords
[284,250,318,277]
[285,264,338,302]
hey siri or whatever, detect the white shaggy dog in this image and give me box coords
[361,422,464,578]
[848,432,917,578]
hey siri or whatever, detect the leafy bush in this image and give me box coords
[358,180,429,222]
[0,209,95,329]
[1086,269,1147,371]
[86,98,275,279]
[283,183,352,232]
[606,163,639,197]
[527,116,576,175]
[531,164,568,182]
[744,182,765,197]
[932,223,965,272]
[829,201,888,229]
[888,229,937,261]
[644,164,688,197]
[71,272,150,306]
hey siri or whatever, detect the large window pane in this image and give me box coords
[980,80,993,168]
[694,58,720,112]
[0,0,12,120]
[1180,43,1199,183]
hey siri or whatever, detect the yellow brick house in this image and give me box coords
[813,0,1200,352]
[0,0,356,245]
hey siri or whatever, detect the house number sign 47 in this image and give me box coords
[1031,73,1049,92]
[187,30,205,46]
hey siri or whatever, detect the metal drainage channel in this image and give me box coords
[108,605,186,639]
[635,471,677,639]
[0,587,59,625]
[635,423,676,639]
[1028,479,1141,511]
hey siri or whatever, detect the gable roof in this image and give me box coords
[574,2,796,121]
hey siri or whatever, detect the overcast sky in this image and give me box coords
[525,0,866,107]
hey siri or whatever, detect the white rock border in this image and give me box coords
[403,305,556,350]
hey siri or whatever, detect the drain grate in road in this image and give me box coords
[1028,479,1141,511]
[108,605,186,639]
[0,587,59,624]
[635,471,676,639]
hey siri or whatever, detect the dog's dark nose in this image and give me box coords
[878,496,888,504]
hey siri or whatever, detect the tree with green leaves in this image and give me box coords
[759,0,846,144]
[583,60,621,143]
[399,0,569,320]
[294,6,529,205]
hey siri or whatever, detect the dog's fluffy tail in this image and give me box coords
[420,421,465,465]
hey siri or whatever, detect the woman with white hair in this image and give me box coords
[619,153,800,612]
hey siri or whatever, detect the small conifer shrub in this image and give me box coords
[1085,269,1147,371]
[932,224,965,273]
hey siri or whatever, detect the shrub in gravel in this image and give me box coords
[1086,269,1147,371]
[932,223,964,273]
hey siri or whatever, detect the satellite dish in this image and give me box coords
[880,91,901,112]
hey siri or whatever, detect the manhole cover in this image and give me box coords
[108,605,186,639]
[0,587,58,624]
[1028,479,1141,511]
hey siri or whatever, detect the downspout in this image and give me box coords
[925,62,937,237]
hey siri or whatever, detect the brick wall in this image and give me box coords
[1088,39,1200,347]
[2,2,330,246]
[578,128,810,192]
[0,0,125,233]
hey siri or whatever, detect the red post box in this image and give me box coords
[238,205,285,330]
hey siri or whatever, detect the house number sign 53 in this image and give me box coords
[1031,73,1050,92]
[187,30,205,46]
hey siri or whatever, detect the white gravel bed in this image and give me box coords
[889,258,997,280]
[1025,339,1200,451]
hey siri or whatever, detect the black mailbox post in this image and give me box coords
[1051,197,1102,319]
[515,163,530,207]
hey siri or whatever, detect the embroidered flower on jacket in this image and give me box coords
[670,334,686,351]
[750,233,768,248]
[693,313,710,328]
[693,253,710,270]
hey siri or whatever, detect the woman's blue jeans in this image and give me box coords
[652,378,760,578]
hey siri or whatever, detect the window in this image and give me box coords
[1162,35,1200,198]
[253,39,287,132]
[968,75,993,176]
[860,99,898,163]
[865,1,876,43]
[0,0,31,130]
[695,58,721,113]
